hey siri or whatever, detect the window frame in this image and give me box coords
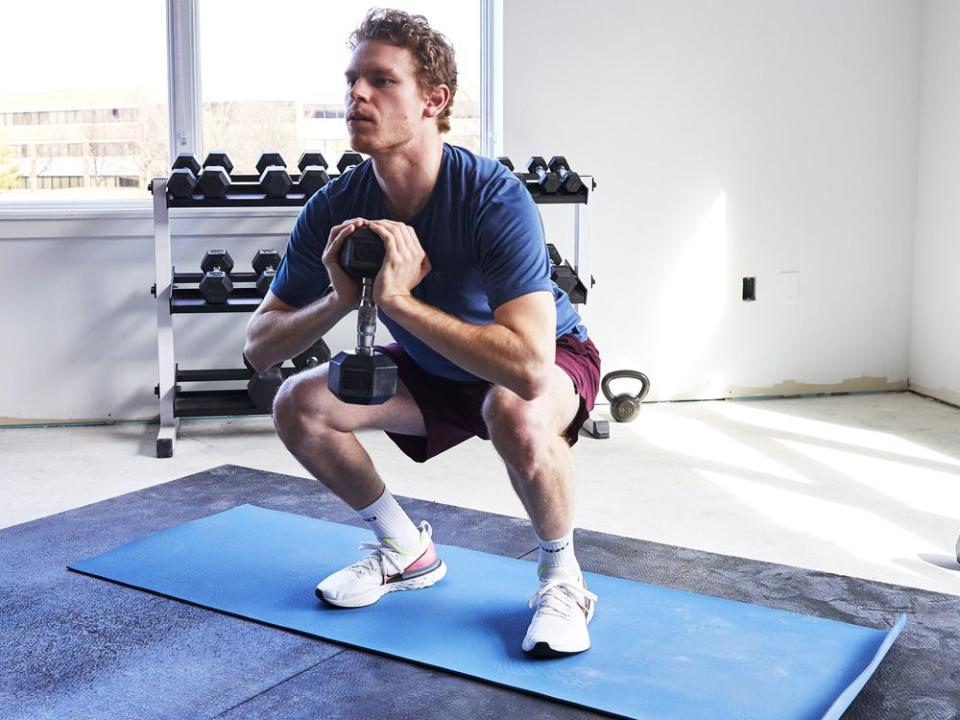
[0,0,500,218]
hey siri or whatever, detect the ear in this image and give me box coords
[422,84,450,120]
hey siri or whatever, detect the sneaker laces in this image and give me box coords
[528,577,598,619]
[350,521,433,579]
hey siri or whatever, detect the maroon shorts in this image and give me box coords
[375,334,601,463]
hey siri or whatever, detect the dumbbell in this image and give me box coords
[496,156,514,171]
[251,249,281,297]
[337,151,364,174]
[242,354,284,412]
[196,150,234,199]
[199,249,234,304]
[327,227,398,405]
[546,244,587,304]
[297,151,331,197]
[256,151,293,198]
[526,156,561,194]
[548,156,582,193]
[292,338,331,371]
[166,154,201,198]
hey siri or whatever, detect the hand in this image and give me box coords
[365,220,432,309]
[321,218,367,309]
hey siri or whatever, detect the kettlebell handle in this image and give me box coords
[601,370,651,403]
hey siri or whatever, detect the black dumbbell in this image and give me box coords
[199,249,235,304]
[166,154,201,198]
[251,249,281,297]
[546,243,563,266]
[327,227,397,405]
[548,156,582,193]
[292,338,331,371]
[337,151,364,174]
[526,156,561,194]
[496,156,514,171]
[256,152,293,198]
[197,151,234,199]
[297,151,331,197]
[242,354,285,412]
[546,244,587,304]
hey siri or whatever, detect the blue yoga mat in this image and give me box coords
[69,504,904,720]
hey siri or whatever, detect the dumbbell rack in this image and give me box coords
[150,168,595,458]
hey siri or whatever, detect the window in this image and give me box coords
[199,1,481,175]
[0,1,168,200]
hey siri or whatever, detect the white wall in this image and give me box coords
[504,0,920,400]
[909,0,960,406]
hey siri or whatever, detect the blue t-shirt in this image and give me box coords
[271,143,588,382]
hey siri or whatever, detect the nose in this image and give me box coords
[348,78,370,103]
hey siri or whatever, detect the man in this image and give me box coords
[244,9,601,657]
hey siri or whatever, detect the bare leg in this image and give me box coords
[483,366,581,539]
[272,365,427,510]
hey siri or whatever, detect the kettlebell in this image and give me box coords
[601,370,650,423]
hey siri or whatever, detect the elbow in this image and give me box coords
[516,359,553,402]
[243,341,267,374]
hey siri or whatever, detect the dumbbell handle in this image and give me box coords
[356,277,377,357]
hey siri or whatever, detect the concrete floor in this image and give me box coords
[2,391,959,596]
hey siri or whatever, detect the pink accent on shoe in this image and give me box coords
[403,541,438,573]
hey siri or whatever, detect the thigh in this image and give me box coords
[287,363,427,437]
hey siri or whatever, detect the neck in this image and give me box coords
[370,137,444,221]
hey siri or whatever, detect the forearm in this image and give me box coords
[382,294,553,400]
[244,292,353,372]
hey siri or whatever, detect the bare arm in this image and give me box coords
[381,290,556,401]
[243,290,353,373]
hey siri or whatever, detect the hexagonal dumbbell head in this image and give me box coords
[337,151,364,174]
[328,351,398,405]
[298,151,328,172]
[292,339,331,371]
[166,167,198,198]
[200,248,235,274]
[256,151,287,175]
[171,153,201,175]
[199,270,233,304]
[247,367,284,412]
[339,227,385,280]
[202,151,234,175]
[259,166,292,198]
[548,155,583,193]
[496,156,514,171]
[298,166,331,197]
[526,155,561,194]
[252,249,281,296]
[197,166,231,198]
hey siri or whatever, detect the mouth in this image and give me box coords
[347,111,374,123]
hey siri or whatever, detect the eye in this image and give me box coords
[374,77,393,87]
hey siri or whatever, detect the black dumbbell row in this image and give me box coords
[496,155,585,196]
[192,248,282,305]
[546,243,590,305]
[164,150,365,201]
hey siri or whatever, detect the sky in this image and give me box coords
[0,1,481,104]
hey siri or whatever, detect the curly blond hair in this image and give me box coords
[348,8,458,133]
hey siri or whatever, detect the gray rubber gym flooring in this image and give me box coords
[1,465,957,719]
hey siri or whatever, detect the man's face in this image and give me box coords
[344,40,431,155]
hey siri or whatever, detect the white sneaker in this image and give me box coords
[315,521,446,608]
[522,575,598,657]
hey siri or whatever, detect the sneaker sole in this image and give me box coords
[316,560,447,608]
[525,640,591,658]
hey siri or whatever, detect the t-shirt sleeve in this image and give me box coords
[270,191,333,308]
[475,175,552,310]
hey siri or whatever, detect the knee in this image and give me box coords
[483,387,546,458]
[272,369,333,439]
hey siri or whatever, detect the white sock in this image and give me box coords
[357,486,423,555]
[537,529,582,583]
